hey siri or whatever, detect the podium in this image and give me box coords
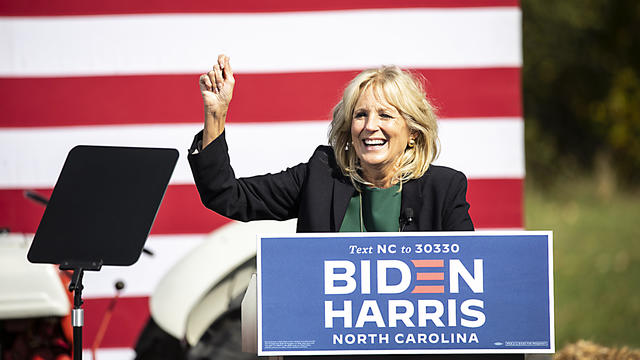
[241,232,554,359]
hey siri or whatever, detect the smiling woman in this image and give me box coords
[350,87,413,187]
[329,65,439,190]
[188,55,473,234]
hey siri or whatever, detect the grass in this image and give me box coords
[525,177,640,349]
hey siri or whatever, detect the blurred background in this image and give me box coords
[0,0,638,358]
[522,0,640,349]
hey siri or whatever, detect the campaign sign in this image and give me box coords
[257,231,554,356]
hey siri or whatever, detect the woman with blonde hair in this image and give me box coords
[189,54,473,232]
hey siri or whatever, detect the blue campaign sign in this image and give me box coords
[257,231,554,356]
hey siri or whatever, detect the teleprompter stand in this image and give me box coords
[28,145,178,360]
[62,260,103,360]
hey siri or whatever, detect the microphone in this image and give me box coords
[400,208,414,231]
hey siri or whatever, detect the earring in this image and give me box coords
[345,142,350,151]
[408,139,416,148]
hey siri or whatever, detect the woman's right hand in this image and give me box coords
[199,54,235,148]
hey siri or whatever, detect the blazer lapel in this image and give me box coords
[332,177,355,232]
[401,178,423,231]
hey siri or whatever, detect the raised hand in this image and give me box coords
[199,54,235,148]
[200,54,234,110]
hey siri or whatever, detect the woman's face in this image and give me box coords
[350,87,412,176]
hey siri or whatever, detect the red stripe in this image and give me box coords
[0,185,231,235]
[151,184,232,234]
[0,178,521,234]
[411,259,444,267]
[411,285,445,293]
[0,0,519,16]
[416,272,445,280]
[0,189,53,234]
[83,296,149,348]
[467,178,523,228]
[0,68,520,128]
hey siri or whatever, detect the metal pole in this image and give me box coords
[73,319,83,360]
[70,268,85,360]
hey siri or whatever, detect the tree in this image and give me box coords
[522,0,640,188]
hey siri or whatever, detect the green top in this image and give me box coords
[339,183,402,232]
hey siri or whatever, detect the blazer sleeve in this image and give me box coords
[187,130,306,222]
[442,170,474,231]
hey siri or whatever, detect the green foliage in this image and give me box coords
[525,179,640,348]
[522,2,640,347]
[522,0,640,186]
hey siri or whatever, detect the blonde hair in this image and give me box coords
[328,66,439,188]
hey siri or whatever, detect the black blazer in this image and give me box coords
[188,131,474,232]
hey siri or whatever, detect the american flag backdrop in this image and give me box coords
[0,0,523,358]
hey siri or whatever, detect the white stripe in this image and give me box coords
[83,234,207,298]
[83,348,134,360]
[435,118,525,179]
[0,8,521,76]
[0,118,524,189]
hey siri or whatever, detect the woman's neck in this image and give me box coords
[361,165,396,189]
